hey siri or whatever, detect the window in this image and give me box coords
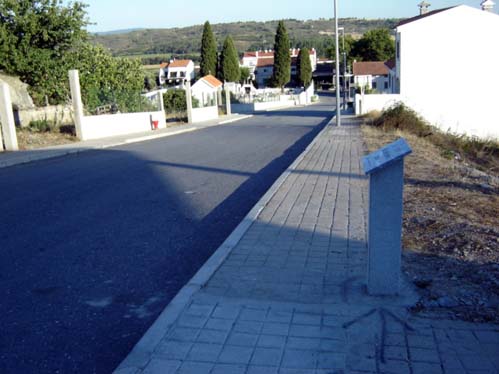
[384,81,388,90]
[170,71,178,78]
[372,82,377,89]
[396,41,400,59]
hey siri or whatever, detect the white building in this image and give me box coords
[353,61,393,93]
[159,59,195,86]
[241,49,317,88]
[191,75,223,107]
[393,3,499,139]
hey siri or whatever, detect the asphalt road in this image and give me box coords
[0,95,335,373]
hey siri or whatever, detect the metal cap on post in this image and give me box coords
[363,138,412,295]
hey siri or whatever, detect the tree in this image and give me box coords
[220,36,240,82]
[240,67,250,83]
[200,21,217,76]
[0,0,89,104]
[272,20,291,90]
[351,28,395,61]
[297,48,312,88]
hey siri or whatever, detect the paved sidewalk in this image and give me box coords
[0,114,251,169]
[116,117,499,374]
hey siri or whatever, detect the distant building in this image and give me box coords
[353,61,392,93]
[241,49,317,87]
[191,75,223,107]
[159,59,195,86]
[393,4,499,138]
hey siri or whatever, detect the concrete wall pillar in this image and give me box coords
[217,89,222,107]
[225,89,232,116]
[0,83,19,151]
[158,90,164,112]
[68,70,85,140]
[185,81,193,124]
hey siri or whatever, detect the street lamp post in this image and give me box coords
[338,27,348,110]
[334,0,341,126]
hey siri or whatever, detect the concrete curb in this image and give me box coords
[219,115,253,125]
[114,114,335,373]
[0,115,250,170]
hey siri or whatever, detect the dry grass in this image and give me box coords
[16,127,77,150]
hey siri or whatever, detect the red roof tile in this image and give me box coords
[167,59,192,68]
[353,61,390,76]
[202,74,223,88]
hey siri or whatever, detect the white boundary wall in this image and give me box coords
[356,93,499,140]
[80,111,166,140]
[69,70,167,141]
[191,106,218,123]
[355,94,403,116]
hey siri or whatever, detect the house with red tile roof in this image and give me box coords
[241,49,317,87]
[159,59,195,86]
[352,61,393,93]
[191,75,223,107]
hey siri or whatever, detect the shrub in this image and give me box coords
[366,103,499,174]
[29,119,55,133]
[162,89,200,113]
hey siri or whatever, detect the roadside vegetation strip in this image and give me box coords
[361,108,499,324]
[361,103,499,175]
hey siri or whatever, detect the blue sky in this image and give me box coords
[81,1,485,32]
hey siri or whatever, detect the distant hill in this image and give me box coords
[94,28,146,36]
[91,18,400,60]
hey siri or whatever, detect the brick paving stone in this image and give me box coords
[412,362,443,374]
[218,345,254,365]
[186,342,223,362]
[250,347,283,366]
[155,340,192,360]
[227,332,259,347]
[210,364,247,374]
[142,359,181,374]
[281,349,318,369]
[197,329,228,344]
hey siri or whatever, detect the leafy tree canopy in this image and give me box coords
[297,48,312,88]
[200,21,217,76]
[272,20,291,90]
[351,28,395,61]
[220,36,240,82]
[0,0,147,109]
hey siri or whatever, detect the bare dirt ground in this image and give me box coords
[16,128,77,150]
[362,126,499,323]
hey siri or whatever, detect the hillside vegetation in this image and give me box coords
[91,18,400,60]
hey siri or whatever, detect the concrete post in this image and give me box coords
[68,70,84,140]
[217,90,222,108]
[363,138,412,296]
[225,88,232,116]
[185,81,193,124]
[0,83,18,151]
[158,90,164,112]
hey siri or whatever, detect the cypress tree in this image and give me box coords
[297,48,312,88]
[272,20,291,90]
[200,21,217,76]
[220,36,241,82]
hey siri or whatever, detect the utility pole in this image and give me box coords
[334,0,341,126]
